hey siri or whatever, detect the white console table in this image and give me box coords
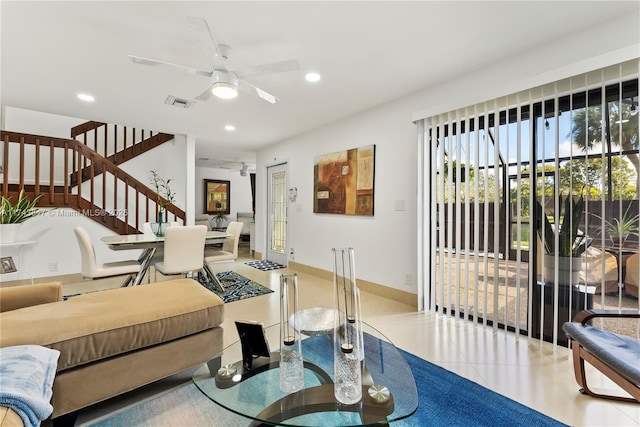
[0,240,36,283]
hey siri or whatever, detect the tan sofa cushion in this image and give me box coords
[0,282,62,313]
[0,279,224,371]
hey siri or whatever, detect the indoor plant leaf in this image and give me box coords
[0,189,43,224]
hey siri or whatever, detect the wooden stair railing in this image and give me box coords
[1,131,185,235]
[70,121,174,187]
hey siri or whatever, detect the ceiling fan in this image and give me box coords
[128,16,299,104]
[216,162,250,176]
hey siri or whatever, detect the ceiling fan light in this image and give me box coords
[211,82,238,99]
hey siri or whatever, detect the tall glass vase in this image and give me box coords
[151,210,167,237]
[279,274,303,393]
[332,247,363,405]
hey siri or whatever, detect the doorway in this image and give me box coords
[267,163,288,265]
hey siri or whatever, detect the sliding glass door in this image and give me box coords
[418,61,639,346]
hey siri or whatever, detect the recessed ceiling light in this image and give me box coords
[305,72,321,83]
[225,124,236,131]
[77,93,95,102]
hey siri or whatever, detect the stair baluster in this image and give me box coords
[0,131,183,235]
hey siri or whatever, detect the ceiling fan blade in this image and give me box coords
[234,59,300,79]
[128,55,211,78]
[195,82,215,101]
[237,79,279,104]
[186,16,228,71]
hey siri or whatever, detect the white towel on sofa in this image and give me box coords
[0,345,60,427]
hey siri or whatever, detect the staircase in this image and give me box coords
[69,122,174,187]
[0,124,185,234]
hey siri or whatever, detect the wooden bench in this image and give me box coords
[562,310,640,403]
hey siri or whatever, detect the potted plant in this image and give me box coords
[213,211,229,229]
[593,205,640,246]
[534,193,590,285]
[0,189,43,243]
[149,170,175,236]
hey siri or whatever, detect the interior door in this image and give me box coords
[267,163,288,265]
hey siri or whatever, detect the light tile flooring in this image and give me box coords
[53,246,640,426]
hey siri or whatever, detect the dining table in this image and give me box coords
[101,230,230,287]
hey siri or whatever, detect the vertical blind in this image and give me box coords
[417,60,639,345]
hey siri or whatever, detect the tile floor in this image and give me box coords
[54,247,640,426]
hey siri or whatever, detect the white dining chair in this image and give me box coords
[205,221,243,264]
[194,214,212,231]
[74,226,141,286]
[153,225,207,281]
[203,221,243,291]
[141,221,180,282]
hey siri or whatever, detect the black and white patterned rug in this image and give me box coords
[245,260,287,271]
[196,271,273,303]
[65,272,273,304]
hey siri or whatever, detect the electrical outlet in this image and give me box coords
[289,248,295,261]
[49,262,59,272]
[404,273,412,287]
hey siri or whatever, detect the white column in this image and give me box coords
[185,135,196,225]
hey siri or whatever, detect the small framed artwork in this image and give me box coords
[0,257,17,274]
[205,179,231,215]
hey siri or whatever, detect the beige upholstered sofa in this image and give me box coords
[0,278,224,425]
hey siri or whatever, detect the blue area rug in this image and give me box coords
[245,260,286,271]
[84,348,566,427]
[196,271,273,303]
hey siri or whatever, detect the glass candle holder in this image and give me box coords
[332,248,363,404]
[279,274,303,393]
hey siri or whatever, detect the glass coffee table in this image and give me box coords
[192,317,418,426]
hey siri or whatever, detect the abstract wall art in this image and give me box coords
[313,145,375,216]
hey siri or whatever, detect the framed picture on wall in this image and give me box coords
[205,179,231,214]
[0,256,17,274]
[313,144,375,216]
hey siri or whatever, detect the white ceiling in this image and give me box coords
[2,1,638,171]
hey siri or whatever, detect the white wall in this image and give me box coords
[195,166,253,226]
[255,13,640,295]
[3,106,84,138]
[257,99,419,293]
[0,208,144,281]
[1,108,188,279]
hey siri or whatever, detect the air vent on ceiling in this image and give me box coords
[164,95,195,109]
